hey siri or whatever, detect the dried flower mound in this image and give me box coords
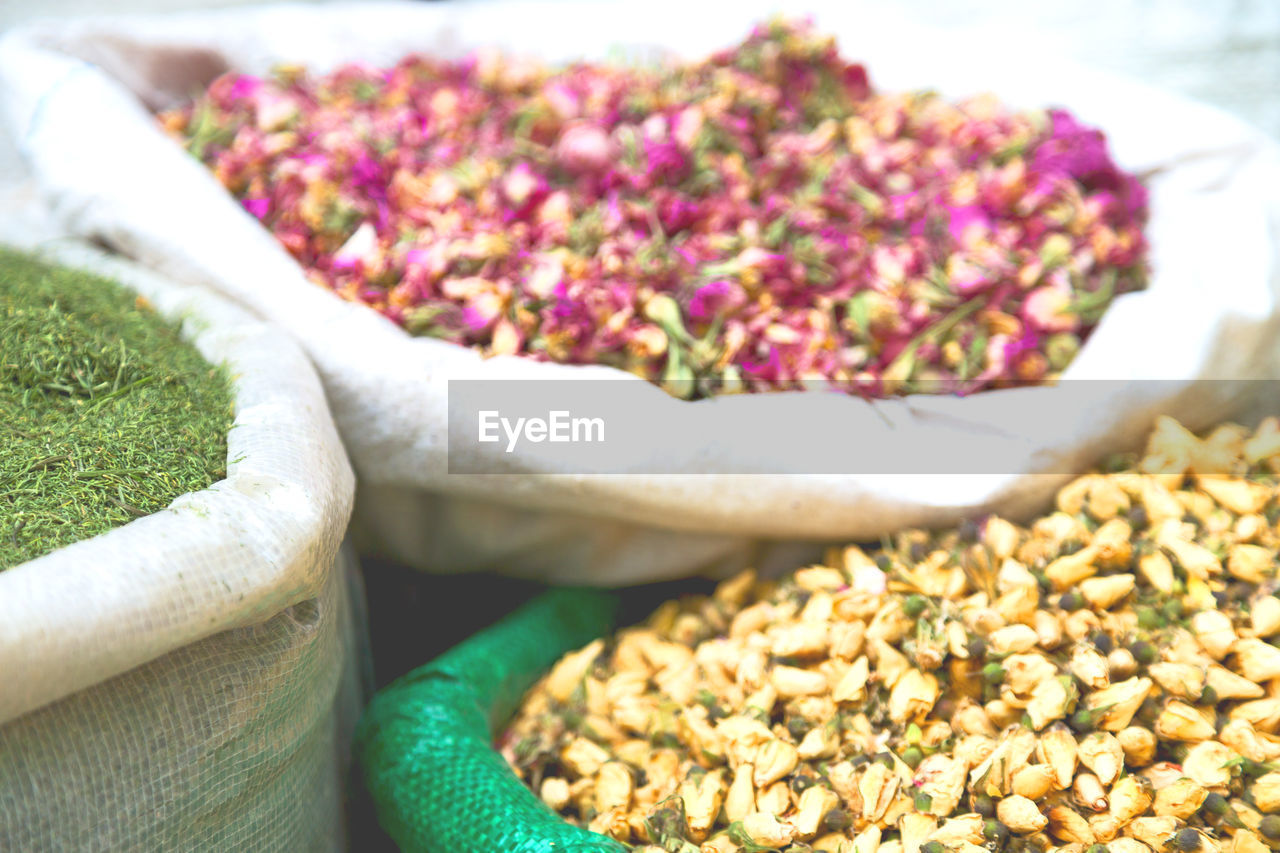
[161,18,1148,400]
[503,416,1280,851]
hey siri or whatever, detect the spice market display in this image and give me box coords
[502,416,1280,853]
[0,247,233,569]
[160,19,1148,399]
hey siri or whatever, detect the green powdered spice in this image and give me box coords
[1,247,234,570]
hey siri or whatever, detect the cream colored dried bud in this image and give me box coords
[798,723,840,761]
[1160,532,1223,581]
[1156,702,1217,743]
[1027,677,1075,730]
[985,517,1021,559]
[1230,697,1280,733]
[1039,726,1079,790]
[793,785,842,840]
[699,836,737,853]
[795,565,848,592]
[1235,639,1280,682]
[1073,772,1109,812]
[588,806,631,841]
[771,621,830,659]
[1138,551,1176,595]
[1201,477,1270,515]
[1036,610,1066,650]
[1058,476,1093,515]
[541,777,571,811]
[1153,777,1207,820]
[828,761,860,809]
[724,763,756,823]
[872,638,911,689]
[1070,646,1112,690]
[1193,610,1237,660]
[916,754,968,817]
[899,812,938,853]
[1110,775,1154,824]
[771,665,828,698]
[1245,418,1280,463]
[1005,653,1060,696]
[1228,544,1274,584]
[561,737,610,777]
[546,639,605,702]
[1047,805,1096,844]
[1079,732,1125,785]
[730,602,774,639]
[1127,816,1179,849]
[681,769,727,840]
[860,762,901,823]
[1080,575,1136,611]
[756,780,790,817]
[954,703,998,737]
[1220,719,1280,762]
[1108,648,1139,681]
[1087,677,1154,731]
[1090,814,1123,843]
[1046,547,1099,591]
[1148,662,1208,701]
[1094,519,1136,569]
[831,620,867,660]
[742,811,796,848]
[1250,771,1280,813]
[1116,726,1158,768]
[999,795,1049,834]
[753,739,799,788]
[926,815,982,847]
[595,762,634,813]
[1065,609,1104,642]
[1013,764,1056,800]
[889,670,939,723]
[990,624,1040,655]
[955,734,998,770]
[833,655,871,704]
[986,699,1021,729]
[1230,831,1269,853]
[1110,839,1153,853]
[1182,740,1235,789]
[1253,597,1280,639]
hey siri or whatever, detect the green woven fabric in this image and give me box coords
[356,588,628,853]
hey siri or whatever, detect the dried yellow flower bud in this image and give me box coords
[999,795,1049,834]
[1138,551,1176,595]
[541,777,571,811]
[1070,645,1112,690]
[1234,639,1280,682]
[1047,805,1096,844]
[546,639,605,702]
[1086,677,1153,731]
[793,785,842,840]
[1027,676,1075,730]
[1012,764,1056,800]
[1148,662,1208,701]
[562,736,611,777]
[1252,597,1280,639]
[753,739,799,788]
[1249,771,1280,813]
[899,812,939,853]
[860,763,900,823]
[1229,544,1275,584]
[1127,816,1179,849]
[1110,838,1155,853]
[990,624,1040,655]
[1036,609,1066,650]
[771,621,830,659]
[1182,741,1235,789]
[755,780,790,817]
[1231,697,1280,733]
[1116,726,1157,767]
[916,753,968,817]
[931,814,986,846]
[771,664,828,698]
[1046,547,1099,591]
[742,811,796,848]
[1039,726,1079,790]
[596,762,635,813]
[1109,775,1154,825]
[1079,732,1125,785]
[1080,574,1136,611]
[1200,477,1270,515]
[1073,772,1109,812]
[1155,701,1217,743]
[724,763,755,823]
[1153,777,1207,820]
[889,669,939,723]
[833,655,871,704]
[1192,610,1237,660]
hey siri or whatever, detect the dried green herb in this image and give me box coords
[1,247,233,569]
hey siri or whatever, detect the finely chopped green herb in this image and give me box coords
[0,248,233,569]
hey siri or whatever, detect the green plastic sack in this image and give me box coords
[355,588,628,853]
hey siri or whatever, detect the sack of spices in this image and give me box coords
[0,238,363,851]
[2,1,1279,583]
[358,414,1280,853]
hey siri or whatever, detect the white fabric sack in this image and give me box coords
[2,0,1279,584]
[0,233,364,851]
